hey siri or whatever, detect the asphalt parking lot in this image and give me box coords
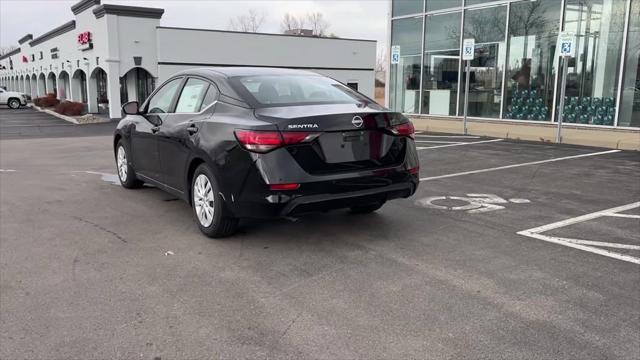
[0,106,115,140]
[1,108,639,359]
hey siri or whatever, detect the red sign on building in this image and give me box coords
[77,31,92,50]
[21,55,28,63]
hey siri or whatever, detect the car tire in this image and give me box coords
[115,140,143,189]
[7,98,20,109]
[350,201,386,214]
[192,163,238,238]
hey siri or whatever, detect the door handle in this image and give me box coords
[151,126,160,134]
[187,125,198,135]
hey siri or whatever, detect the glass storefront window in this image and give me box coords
[465,0,497,7]
[461,5,507,118]
[390,56,421,113]
[392,0,423,17]
[391,16,423,56]
[619,0,640,127]
[422,12,461,116]
[504,0,561,121]
[426,0,462,12]
[388,0,635,128]
[136,68,155,103]
[424,12,461,52]
[560,0,626,126]
[390,16,423,113]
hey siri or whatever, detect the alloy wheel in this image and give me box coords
[194,174,215,227]
[116,146,128,182]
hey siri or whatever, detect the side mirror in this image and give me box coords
[122,101,139,115]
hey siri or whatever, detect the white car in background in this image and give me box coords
[0,88,28,109]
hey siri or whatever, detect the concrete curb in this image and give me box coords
[408,115,640,151]
[30,104,79,124]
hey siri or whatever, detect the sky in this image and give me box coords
[0,0,389,56]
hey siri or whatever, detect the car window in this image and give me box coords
[198,84,219,111]
[230,75,370,107]
[147,78,182,114]
[175,78,209,113]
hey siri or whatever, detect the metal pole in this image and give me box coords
[556,57,569,143]
[463,60,470,135]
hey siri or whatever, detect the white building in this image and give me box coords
[0,0,376,119]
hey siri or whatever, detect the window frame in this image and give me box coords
[142,76,185,115]
[173,76,220,114]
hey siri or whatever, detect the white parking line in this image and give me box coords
[604,213,640,219]
[415,134,481,139]
[420,149,621,181]
[417,138,503,150]
[414,140,462,144]
[517,202,640,265]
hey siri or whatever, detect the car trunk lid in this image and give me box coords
[253,104,411,174]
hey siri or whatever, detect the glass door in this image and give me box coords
[461,5,507,118]
[421,11,461,116]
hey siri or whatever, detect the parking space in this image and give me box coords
[0,107,115,139]
[1,126,639,358]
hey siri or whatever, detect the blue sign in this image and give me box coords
[391,46,400,64]
[558,33,575,57]
[462,39,475,60]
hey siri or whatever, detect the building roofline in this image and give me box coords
[30,20,76,47]
[71,0,100,15]
[156,26,377,43]
[18,34,33,45]
[93,4,164,19]
[0,48,20,61]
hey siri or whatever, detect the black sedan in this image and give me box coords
[114,67,419,237]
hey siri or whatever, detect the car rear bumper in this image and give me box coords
[229,173,418,219]
[217,140,420,219]
[280,181,415,217]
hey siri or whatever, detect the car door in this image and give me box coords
[130,77,184,181]
[156,77,219,191]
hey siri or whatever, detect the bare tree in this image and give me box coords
[228,9,265,33]
[376,46,387,73]
[306,12,329,37]
[0,46,18,56]
[281,13,305,32]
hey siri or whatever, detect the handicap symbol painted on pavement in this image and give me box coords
[415,194,530,213]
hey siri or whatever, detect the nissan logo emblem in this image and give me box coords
[352,115,364,128]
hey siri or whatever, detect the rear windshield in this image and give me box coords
[229,75,369,107]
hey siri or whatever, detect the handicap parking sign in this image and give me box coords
[462,39,475,60]
[391,46,401,65]
[558,33,575,57]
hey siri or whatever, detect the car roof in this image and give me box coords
[173,67,320,78]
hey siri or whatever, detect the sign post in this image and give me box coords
[556,33,575,143]
[462,39,475,135]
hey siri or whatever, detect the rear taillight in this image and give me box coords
[391,122,415,139]
[234,130,319,153]
[269,183,300,191]
[234,130,282,153]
